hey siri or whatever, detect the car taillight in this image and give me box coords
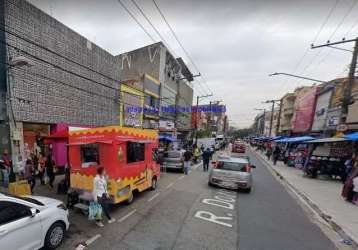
[245,164,251,173]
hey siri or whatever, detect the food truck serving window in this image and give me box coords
[127,142,145,163]
[81,144,99,167]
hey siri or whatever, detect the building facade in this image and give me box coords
[279,93,295,135]
[0,0,120,168]
[118,42,194,138]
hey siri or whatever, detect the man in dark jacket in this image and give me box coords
[202,148,211,172]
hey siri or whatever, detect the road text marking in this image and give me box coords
[118,209,137,222]
[194,211,233,228]
[148,192,160,202]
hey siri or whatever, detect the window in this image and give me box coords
[127,142,145,163]
[217,161,248,172]
[0,201,31,226]
[81,144,99,167]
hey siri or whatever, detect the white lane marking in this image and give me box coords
[118,209,137,223]
[193,164,200,169]
[178,175,185,180]
[166,182,174,189]
[85,234,101,246]
[147,192,160,202]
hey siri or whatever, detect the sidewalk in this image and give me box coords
[252,148,358,247]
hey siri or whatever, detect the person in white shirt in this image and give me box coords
[93,167,115,227]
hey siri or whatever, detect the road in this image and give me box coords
[61,149,337,250]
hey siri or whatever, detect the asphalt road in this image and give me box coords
[59,150,337,250]
[239,148,336,250]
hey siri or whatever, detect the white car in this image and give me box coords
[0,193,70,250]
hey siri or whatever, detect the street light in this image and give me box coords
[269,72,326,83]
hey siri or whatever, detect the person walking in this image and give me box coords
[1,149,11,187]
[24,159,36,193]
[93,167,115,227]
[183,148,192,175]
[45,154,55,189]
[38,153,46,185]
[202,148,211,172]
[272,146,281,166]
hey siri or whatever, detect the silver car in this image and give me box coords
[209,156,255,193]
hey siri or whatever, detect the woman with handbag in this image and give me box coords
[92,167,115,227]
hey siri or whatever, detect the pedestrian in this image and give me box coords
[93,167,115,227]
[202,148,211,172]
[24,159,36,193]
[46,154,55,189]
[38,153,46,185]
[1,149,11,187]
[226,141,233,155]
[272,146,281,166]
[183,147,192,175]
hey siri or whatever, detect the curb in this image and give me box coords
[250,147,358,249]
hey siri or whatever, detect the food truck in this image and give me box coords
[69,126,160,204]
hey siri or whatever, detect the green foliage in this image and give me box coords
[197,129,212,138]
[229,128,253,139]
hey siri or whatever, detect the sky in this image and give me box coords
[28,0,358,128]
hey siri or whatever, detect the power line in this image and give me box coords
[302,0,358,75]
[292,0,341,74]
[116,0,156,43]
[151,0,213,95]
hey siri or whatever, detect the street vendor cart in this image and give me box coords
[68,126,160,205]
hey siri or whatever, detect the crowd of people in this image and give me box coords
[0,149,57,194]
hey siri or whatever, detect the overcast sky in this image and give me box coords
[29,0,358,128]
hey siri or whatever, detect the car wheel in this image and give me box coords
[126,190,134,205]
[151,177,157,190]
[208,181,214,187]
[45,222,65,249]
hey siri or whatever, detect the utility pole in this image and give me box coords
[263,100,280,137]
[194,94,213,145]
[311,37,358,123]
[276,99,282,135]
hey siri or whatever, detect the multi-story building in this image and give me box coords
[279,93,296,135]
[291,86,319,135]
[0,0,120,169]
[118,42,194,139]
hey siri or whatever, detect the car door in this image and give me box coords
[0,201,43,250]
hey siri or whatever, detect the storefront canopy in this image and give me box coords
[307,137,347,143]
[275,136,315,143]
[159,135,177,142]
[344,132,358,141]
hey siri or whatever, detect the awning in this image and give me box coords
[307,137,347,143]
[344,132,358,141]
[275,136,315,143]
[159,135,176,142]
[67,140,113,146]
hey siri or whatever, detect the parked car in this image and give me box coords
[209,156,255,192]
[162,150,184,172]
[0,193,69,250]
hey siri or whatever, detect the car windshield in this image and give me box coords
[217,161,247,172]
[167,151,181,158]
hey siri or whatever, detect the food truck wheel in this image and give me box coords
[151,177,157,190]
[126,191,134,204]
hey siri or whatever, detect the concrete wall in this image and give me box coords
[4,0,120,126]
[119,43,162,81]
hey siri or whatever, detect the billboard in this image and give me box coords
[292,87,318,133]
